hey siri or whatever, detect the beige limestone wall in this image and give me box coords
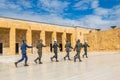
[0,17,91,55]
[57,33,62,44]
[84,28,120,52]
[0,28,10,55]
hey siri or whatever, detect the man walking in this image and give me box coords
[82,41,90,58]
[74,39,83,62]
[34,39,46,64]
[50,40,59,62]
[14,39,33,67]
[64,40,73,60]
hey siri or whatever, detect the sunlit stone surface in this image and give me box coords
[0,52,120,80]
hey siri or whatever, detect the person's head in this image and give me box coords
[38,39,42,43]
[77,39,80,43]
[54,40,57,44]
[66,40,69,43]
[22,39,26,43]
[84,40,87,43]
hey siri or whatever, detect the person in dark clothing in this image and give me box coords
[64,40,73,60]
[74,39,83,62]
[50,40,59,62]
[50,43,52,52]
[14,39,33,67]
[34,39,46,64]
[82,41,90,58]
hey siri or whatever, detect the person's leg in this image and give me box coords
[78,52,82,62]
[83,49,86,58]
[15,54,24,67]
[18,55,24,63]
[85,50,88,58]
[24,54,29,66]
[39,52,42,64]
[64,51,67,60]
[55,52,59,62]
[67,52,71,60]
[74,52,78,62]
[34,57,39,64]
[51,52,55,61]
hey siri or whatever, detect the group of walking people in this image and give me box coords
[14,39,89,67]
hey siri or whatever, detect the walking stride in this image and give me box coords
[14,39,33,67]
[82,41,90,58]
[74,39,83,62]
[50,40,59,62]
[64,40,73,60]
[34,39,46,64]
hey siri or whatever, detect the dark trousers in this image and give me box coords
[74,51,81,61]
[64,51,70,59]
[35,52,42,62]
[52,52,58,60]
[83,50,88,57]
[17,54,28,64]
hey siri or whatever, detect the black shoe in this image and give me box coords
[14,62,17,68]
[24,64,29,66]
[86,56,88,58]
[68,58,71,60]
[39,62,43,64]
[79,60,82,62]
[34,60,37,64]
[56,60,59,62]
[51,57,53,61]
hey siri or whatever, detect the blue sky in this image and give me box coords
[0,0,120,29]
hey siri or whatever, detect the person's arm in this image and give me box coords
[87,44,90,47]
[26,44,33,48]
[70,44,73,49]
[73,44,77,51]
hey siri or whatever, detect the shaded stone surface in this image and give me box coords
[0,52,120,80]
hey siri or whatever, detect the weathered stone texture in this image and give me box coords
[85,28,120,52]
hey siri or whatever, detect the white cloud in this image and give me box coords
[73,0,99,10]
[38,0,69,13]
[91,0,99,8]
[94,8,109,16]
[16,0,32,8]
[0,0,22,10]
[0,0,120,30]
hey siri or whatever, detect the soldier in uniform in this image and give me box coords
[82,41,90,58]
[74,39,83,62]
[14,39,33,67]
[34,39,46,64]
[50,40,59,62]
[64,40,73,60]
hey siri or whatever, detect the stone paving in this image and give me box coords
[0,52,120,80]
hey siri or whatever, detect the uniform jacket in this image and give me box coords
[21,43,32,54]
[74,42,83,52]
[36,43,45,53]
[65,42,73,52]
[52,43,59,53]
[83,42,90,51]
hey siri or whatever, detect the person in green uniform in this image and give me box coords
[34,39,46,64]
[82,41,90,58]
[74,39,83,62]
[64,40,73,60]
